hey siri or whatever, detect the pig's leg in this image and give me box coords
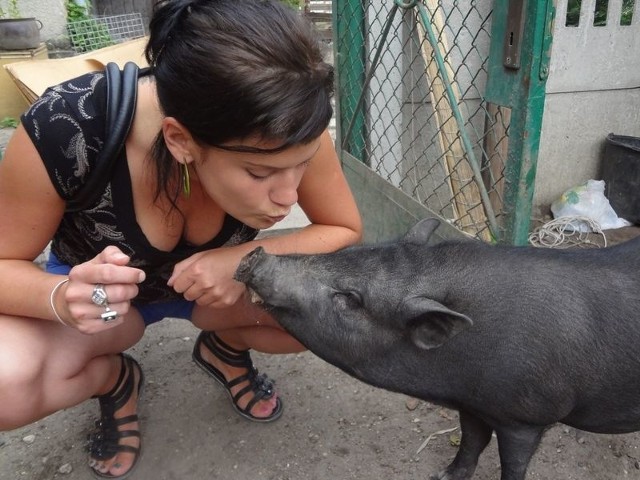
[495,425,545,480]
[430,410,493,480]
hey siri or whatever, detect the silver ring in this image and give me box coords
[101,305,118,323]
[91,284,108,306]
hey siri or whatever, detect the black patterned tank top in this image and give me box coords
[21,70,259,304]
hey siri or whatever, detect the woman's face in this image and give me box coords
[193,136,322,230]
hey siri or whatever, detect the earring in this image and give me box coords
[181,161,191,197]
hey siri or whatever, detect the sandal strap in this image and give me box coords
[201,332,252,368]
[90,428,140,441]
[200,333,276,398]
[100,355,128,399]
[231,372,275,404]
[114,414,139,427]
[210,332,248,355]
[116,444,140,455]
[111,430,140,440]
[195,331,281,421]
[87,353,143,462]
[226,371,254,389]
[243,390,266,415]
[88,427,141,459]
[88,437,141,459]
[97,354,139,413]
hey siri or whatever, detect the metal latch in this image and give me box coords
[503,0,527,69]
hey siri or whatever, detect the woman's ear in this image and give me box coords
[162,117,196,163]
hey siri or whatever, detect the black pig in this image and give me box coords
[234,218,640,480]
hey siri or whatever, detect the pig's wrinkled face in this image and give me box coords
[235,244,409,370]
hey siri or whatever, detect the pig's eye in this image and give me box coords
[332,290,362,308]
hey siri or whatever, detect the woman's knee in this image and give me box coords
[0,343,44,429]
[0,316,74,429]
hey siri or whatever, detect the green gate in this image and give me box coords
[334,0,555,245]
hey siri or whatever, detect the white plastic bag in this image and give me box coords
[550,179,631,232]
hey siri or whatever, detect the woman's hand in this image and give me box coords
[168,248,246,308]
[57,246,146,334]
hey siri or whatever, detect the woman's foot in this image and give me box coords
[87,353,143,479]
[193,331,283,422]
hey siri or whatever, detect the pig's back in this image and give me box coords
[426,239,640,431]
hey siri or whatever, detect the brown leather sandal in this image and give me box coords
[87,353,144,479]
[192,331,283,422]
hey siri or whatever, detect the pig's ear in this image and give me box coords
[403,297,473,350]
[403,218,440,245]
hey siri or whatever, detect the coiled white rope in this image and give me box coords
[528,216,607,249]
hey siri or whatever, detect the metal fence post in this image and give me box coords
[485,0,556,245]
[335,0,367,163]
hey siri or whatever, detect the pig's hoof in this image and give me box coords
[192,331,283,422]
[429,473,450,480]
[429,468,470,480]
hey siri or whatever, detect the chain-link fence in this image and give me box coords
[336,0,515,242]
[67,12,146,53]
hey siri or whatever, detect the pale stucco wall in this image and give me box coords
[7,0,68,46]
[534,1,640,215]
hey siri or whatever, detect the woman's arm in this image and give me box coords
[0,125,68,319]
[0,126,144,333]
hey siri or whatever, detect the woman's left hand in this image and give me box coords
[168,248,246,308]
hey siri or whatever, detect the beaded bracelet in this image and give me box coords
[49,278,70,326]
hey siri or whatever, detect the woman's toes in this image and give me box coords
[90,454,134,477]
[251,396,278,417]
[108,458,131,476]
[94,460,110,473]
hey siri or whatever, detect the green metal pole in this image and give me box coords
[485,0,555,245]
[414,1,499,239]
[336,0,367,163]
[341,3,400,157]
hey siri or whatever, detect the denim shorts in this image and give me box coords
[46,252,194,326]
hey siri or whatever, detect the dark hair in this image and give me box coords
[145,0,334,204]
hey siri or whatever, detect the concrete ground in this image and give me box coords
[3,126,640,480]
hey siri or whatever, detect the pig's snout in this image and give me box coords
[235,247,269,305]
[234,247,267,284]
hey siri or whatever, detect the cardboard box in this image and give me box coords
[3,37,148,106]
[0,43,48,119]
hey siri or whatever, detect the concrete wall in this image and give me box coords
[536,89,640,212]
[535,0,640,213]
[13,0,68,46]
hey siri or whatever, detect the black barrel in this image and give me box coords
[601,134,640,224]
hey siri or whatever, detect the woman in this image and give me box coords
[0,0,362,478]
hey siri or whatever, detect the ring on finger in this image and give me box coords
[101,305,118,323]
[91,283,109,306]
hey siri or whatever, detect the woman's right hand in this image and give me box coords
[54,246,146,334]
